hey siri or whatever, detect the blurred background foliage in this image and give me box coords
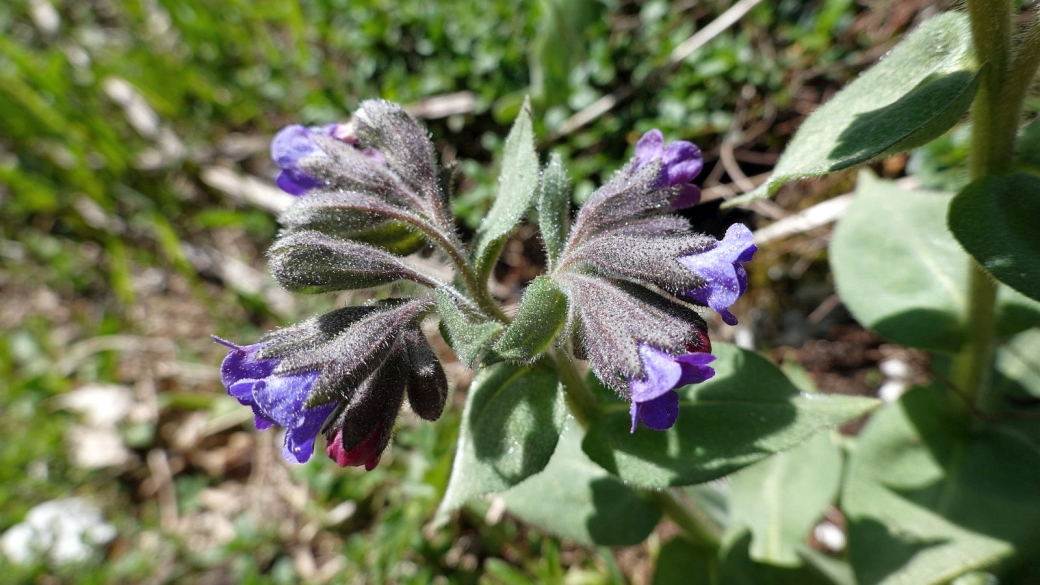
[0,0,948,582]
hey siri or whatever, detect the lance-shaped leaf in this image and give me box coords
[843,384,1040,585]
[830,172,1040,353]
[495,276,568,362]
[730,12,977,206]
[435,290,503,367]
[500,419,661,547]
[269,230,437,293]
[581,343,879,488]
[435,360,565,523]
[949,173,1040,302]
[537,152,571,269]
[472,98,539,279]
[727,431,843,567]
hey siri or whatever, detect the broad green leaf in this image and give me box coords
[494,276,568,361]
[843,385,1040,585]
[435,360,564,522]
[581,343,880,488]
[536,152,571,269]
[991,329,1040,450]
[435,290,503,367]
[652,538,715,585]
[655,525,857,585]
[719,529,856,585]
[830,172,1040,352]
[1012,117,1040,171]
[727,431,842,567]
[683,481,731,536]
[500,419,661,547]
[949,173,1040,302]
[472,97,539,279]
[731,12,977,205]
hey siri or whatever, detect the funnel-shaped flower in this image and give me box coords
[216,337,330,463]
[680,223,757,325]
[629,345,715,432]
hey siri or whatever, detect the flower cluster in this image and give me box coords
[218,301,446,469]
[553,130,756,432]
[217,101,458,470]
[215,100,756,471]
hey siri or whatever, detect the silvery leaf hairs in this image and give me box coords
[215,100,755,470]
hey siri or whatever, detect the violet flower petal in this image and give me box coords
[635,129,664,167]
[662,141,703,185]
[637,391,681,431]
[680,223,757,325]
[271,125,323,168]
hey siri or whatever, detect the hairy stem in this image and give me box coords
[552,349,722,549]
[651,490,723,549]
[551,349,598,428]
[955,1,1016,413]
[414,221,510,323]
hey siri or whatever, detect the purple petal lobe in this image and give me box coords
[638,391,680,430]
[680,223,757,324]
[635,129,664,167]
[662,141,703,184]
[628,345,682,403]
[271,125,323,168]
[276,170,322,196]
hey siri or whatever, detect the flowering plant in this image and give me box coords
[213,3,1040,581]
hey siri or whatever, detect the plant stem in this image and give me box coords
[419,223,510,323]
[955,1,1019,414]
[551,349,722,549]
[651,490,722,549]
[551,349,598,428]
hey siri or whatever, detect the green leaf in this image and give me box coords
[719,529,856,585]
[732,12,977,205]
[472,97,540,279]
[683,481,731,536]
[435,290,503,367]
[652,538,716,585]
[435,360,564,522]
[949,173,1040,302]
[843,385,1040,585]
[536,152,571,269]
[1012,117,1040,171]
[830,172,1040,352]
[494,276,569,361]
[727,431,842,567]
[500,418,661,547]
[991,329,1040,450]
[581,343,879,488]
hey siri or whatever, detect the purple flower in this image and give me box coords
[215,336,332,464]
[271,125,327,195]
[680,223,757,326]
[634,129,704,209]
[271,123,386,195]
[629,344,716,433]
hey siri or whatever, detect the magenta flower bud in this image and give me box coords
[326,424,384,471]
